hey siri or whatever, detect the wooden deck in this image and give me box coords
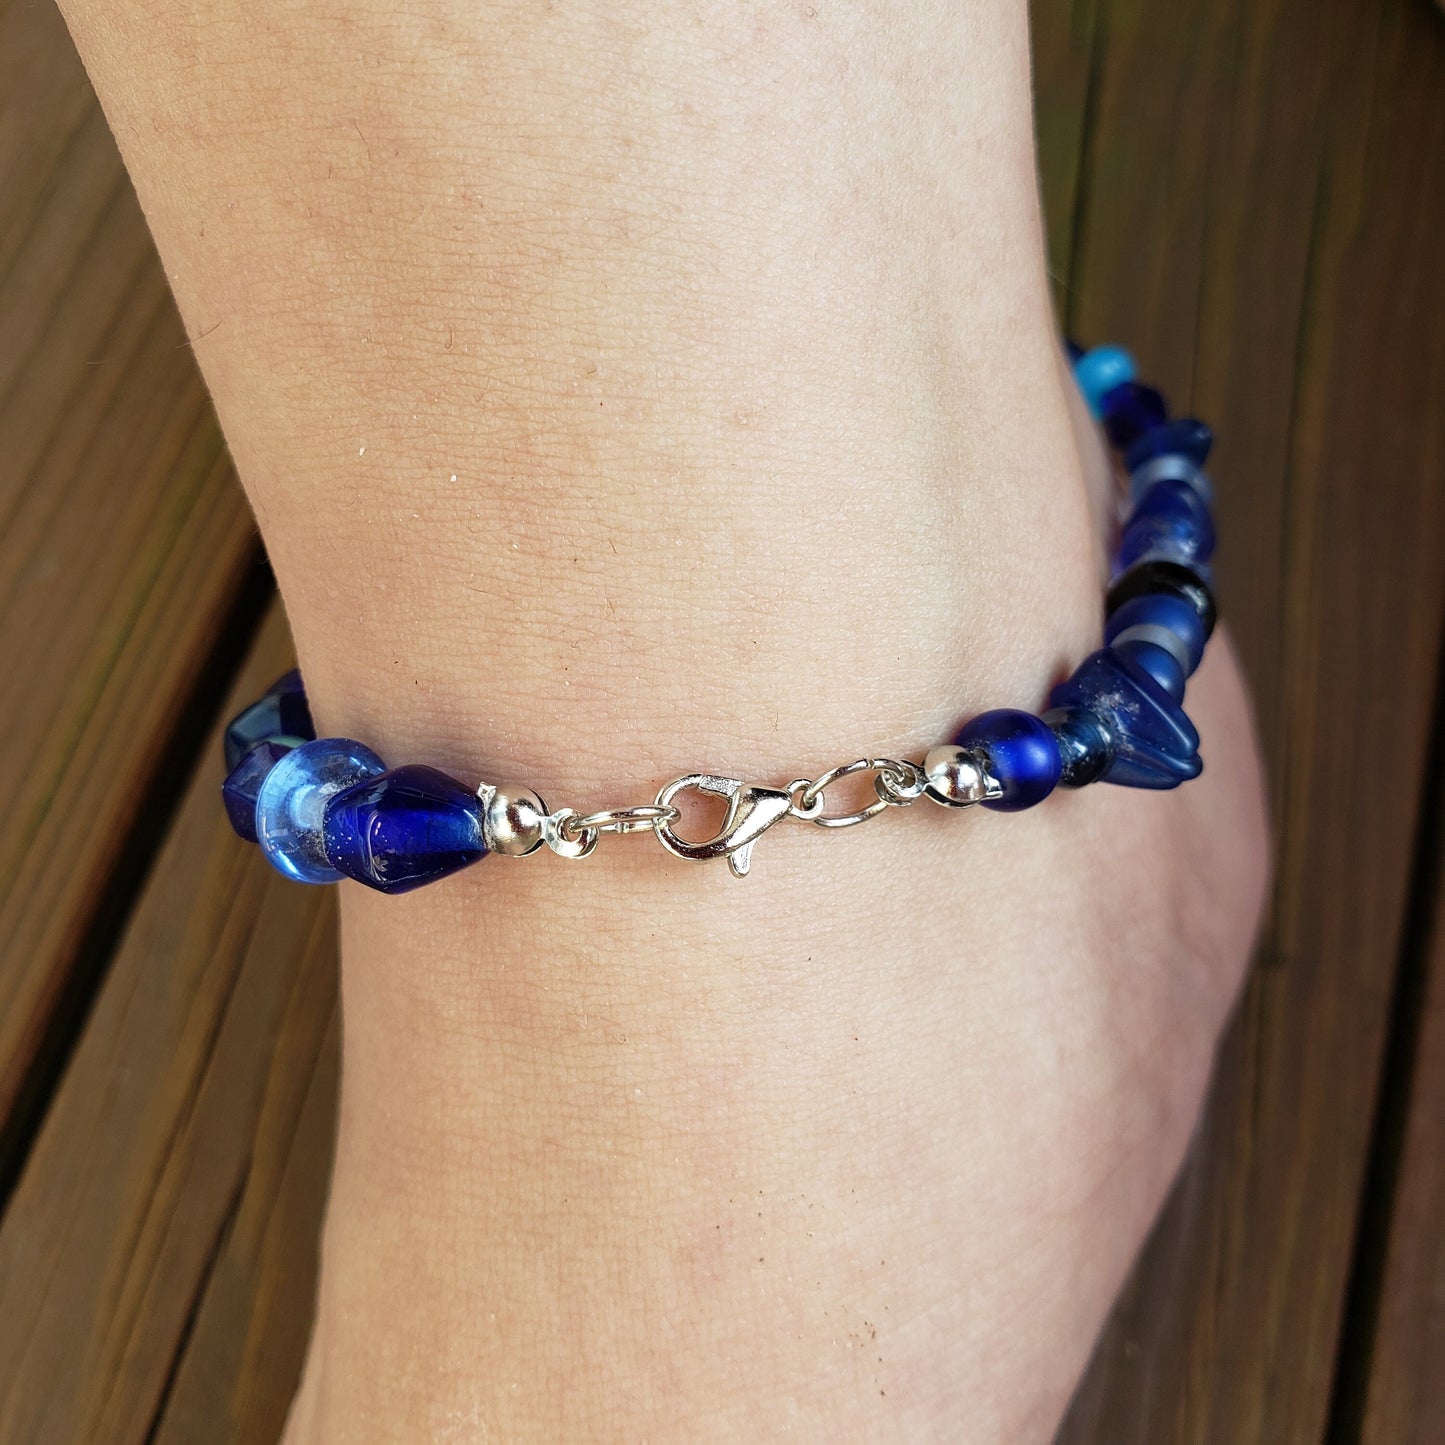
[0,0,1441,1438]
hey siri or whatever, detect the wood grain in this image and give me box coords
[1045,0,1445,1439]
[0,605,336,1443]
[1360,790,1445,1445]
[0,0,260,1144]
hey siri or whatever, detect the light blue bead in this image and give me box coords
[255,738,386,883]
[1074,345,1137,417]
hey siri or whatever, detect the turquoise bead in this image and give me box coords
[1074,345,1137,418]
[255,738,386,883]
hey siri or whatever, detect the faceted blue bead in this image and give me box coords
[323,765,487,895]
[1041,706,1115,788]
[223,670,315,771]
[1105,592,1206,674]
[956,708,1062,812]
[222,739,294,843]
[1124,418,1214,472]
[1117,479,1216,569]
[1049,648,1201,789]
[1074,345,1137,417]
[1115,638,1186,701]
[255,738,385,883]
[1100,381,1168,451]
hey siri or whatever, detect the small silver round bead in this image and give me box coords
[922,744,994,808]
[479,782,548,856]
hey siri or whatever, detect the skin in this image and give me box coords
[55,2,1270,1438]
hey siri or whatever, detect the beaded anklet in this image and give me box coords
[222,342,1218,892]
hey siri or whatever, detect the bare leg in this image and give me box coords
[56,2,1269,1437]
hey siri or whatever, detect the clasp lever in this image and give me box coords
[653,774,793,878]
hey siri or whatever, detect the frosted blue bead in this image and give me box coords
[1128,452,1213,508]
[1106,591,1206,673]
[1074,346,1137,417]
[1115,638,1186,700]
[1118,479,1216,569]
[956,709,1061,812]
[1100,382,1168,450]
[323,764,487,895]
[222,739,294,843]
[255,738,386,883]
[1124,418,1213,472]
[1042,706,1115,788]
[223,670,314,771]
[1050,648,1201,789]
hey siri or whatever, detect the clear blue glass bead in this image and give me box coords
[1117,479,1216,569]
[323,764,487,895]
[1041,706,1115,788]
[1100,381,1168,451]
[223,670,315,771]
[1049,648,1201,789]
[955,709,1062,812]
[222,739,294,843]
[1074,345,1137,417]
[1105,591,1207,674]
[1124,418,1213,472]
[1115,638,1186,700]
[255,738,385,883]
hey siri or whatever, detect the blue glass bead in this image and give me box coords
[1100,381,1168,451]
[1124,418,1214,472]
[323,764,487,895]
[1118,479,1216,569]
[1128,452,1214,508]
[222,739,294,843]
[1114,638,1186,700]
[955,709,1062,812]
[223,670,315,771]
[255,738,385,883]
[1050,648,1201,789]
[1041,706,1115,788]
[1107,559,1217,642]
[1065,337,1085,364]
[1074,345,1137,417]
[1105,591,1207,674]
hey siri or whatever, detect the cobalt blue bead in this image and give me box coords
[223,670,315,771]
[1115,638,1186,700]
[1050,648,1201,789]
[1105,591,1207,674]
[955,709,1062,812]
[1100,381,1168,451]
[323,765,487,895]
[1041,706,1115,788]
[255,738,385,883]
[222,739,294,843]
[1124,418,1214,472]
[1117,479,1216,569]
[1074,345,1137,417]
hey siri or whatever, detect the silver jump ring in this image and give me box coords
[570,804,680,836]
[794,759,895,829]
[544,808,600,859]
[874,758,927,805]
[786,779,827,822]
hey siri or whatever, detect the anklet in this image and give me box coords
[221,342,1218,891]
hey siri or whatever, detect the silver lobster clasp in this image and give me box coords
[653,774,793,878]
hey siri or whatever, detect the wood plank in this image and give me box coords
[0,604,337,1443]
[1359,789,1445,1445]
[0,0,260,1143]
[1044,0,1445,1438]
